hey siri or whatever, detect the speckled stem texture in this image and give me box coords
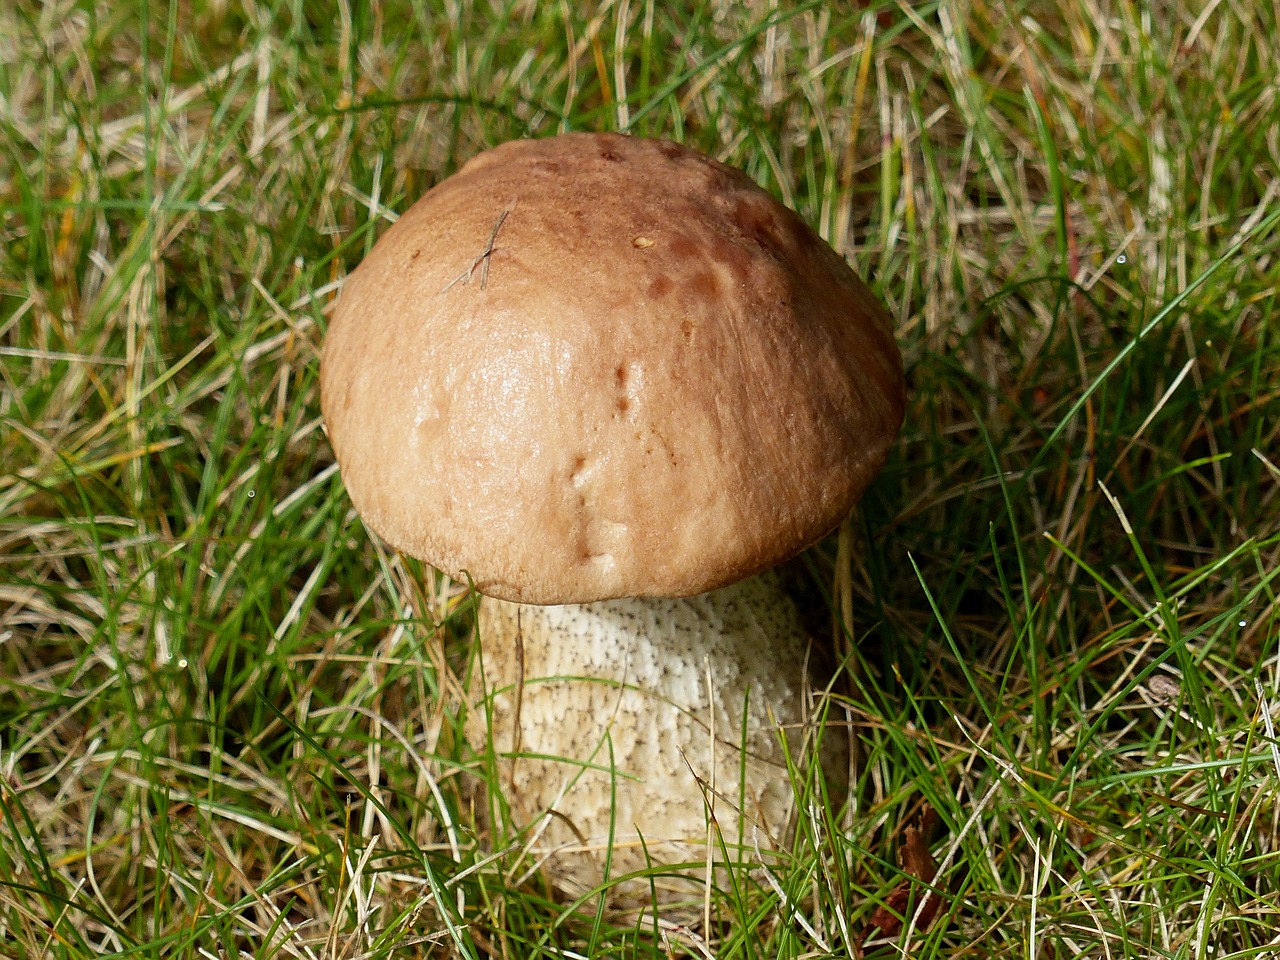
[469,573,849,903]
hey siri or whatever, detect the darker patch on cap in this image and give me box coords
[668,234,697,260]
[689,270,719,300]
[648,275,674,300]
[731,198,787,261]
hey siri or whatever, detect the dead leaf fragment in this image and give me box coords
[856,809,945,955]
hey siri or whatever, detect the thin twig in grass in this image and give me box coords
[443,206,514,293]
[0,346,130,364]
[1253,680,1280,783]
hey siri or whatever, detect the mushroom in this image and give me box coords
[320,132,905,901]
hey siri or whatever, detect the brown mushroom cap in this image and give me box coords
[321,132,905,604]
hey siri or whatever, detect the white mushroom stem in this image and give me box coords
[468,571,849,902]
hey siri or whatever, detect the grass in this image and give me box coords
[1,0,1278,956]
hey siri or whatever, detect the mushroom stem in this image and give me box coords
[468,570,849,902]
